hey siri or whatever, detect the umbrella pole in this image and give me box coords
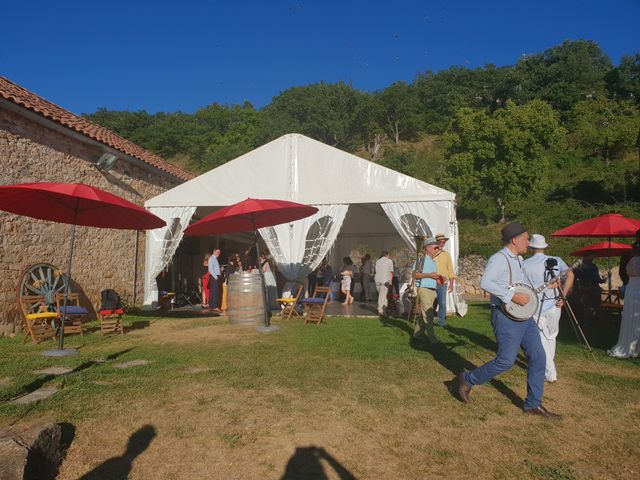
[58,223,75,350]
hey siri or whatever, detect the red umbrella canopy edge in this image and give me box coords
[0,182,165,230]
[551,213,640,238]
[570,241,634,257]
[185,198,319,236]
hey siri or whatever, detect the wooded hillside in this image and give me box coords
[85,40,640,257]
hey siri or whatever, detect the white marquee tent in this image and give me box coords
[143,133,466,314]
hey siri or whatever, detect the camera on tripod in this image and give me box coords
[544,257,558,271]
[544,257,558,282]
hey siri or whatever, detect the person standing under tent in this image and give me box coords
[374,251,394,315]
[434,233,455,327]
[208,248,222,312]
[340,257,354,305]
[201,253,211,308]
[609,241,640,359]
[361,254,373,302]
[522,234,574,383]
[260,251,278,311]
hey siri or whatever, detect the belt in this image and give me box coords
[420,286,436,291]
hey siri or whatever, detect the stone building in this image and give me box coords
[0,76,193,335]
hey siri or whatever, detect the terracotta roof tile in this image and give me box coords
[0,76,194,182]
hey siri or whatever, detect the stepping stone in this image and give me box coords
[33,367,74,376]
[113,360,151,369]
[12,387,59,405]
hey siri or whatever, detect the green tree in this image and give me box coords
[259,82,361,149]
[353,92,386,160]
[568,97,640,164]
[413,65,515,133]
[606,53,640,105]
[513,40,612,112]
[378,81,421,144]
[440,100,565,222]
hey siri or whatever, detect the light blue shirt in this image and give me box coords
[208,254,221,279]
[414,255,437,289]
[522,253,569,314]
[480,247,528,305]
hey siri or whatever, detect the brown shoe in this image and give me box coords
[524,405,562,420]
[457,372,472,404]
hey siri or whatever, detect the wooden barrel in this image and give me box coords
[226,271,265,325]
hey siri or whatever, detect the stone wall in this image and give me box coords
[0,107,182,335]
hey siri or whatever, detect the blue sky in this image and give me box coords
[1,0,638,114]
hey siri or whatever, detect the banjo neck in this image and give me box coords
[532,267,572,294]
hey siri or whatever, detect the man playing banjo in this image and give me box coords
[522,234,574,383]
[456,222,562,419]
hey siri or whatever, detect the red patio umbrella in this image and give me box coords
[570,241,633,258]
[551,213,640,238]
[0,182,165,355]
[553,213,640,291]
[185,198,319,236]
[185,198,319,331]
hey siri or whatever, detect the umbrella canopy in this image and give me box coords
[551,213,640,238]
[185,198,319,236]
[571,241,633,258]
[0,182,165,229]
[0,182,165,354]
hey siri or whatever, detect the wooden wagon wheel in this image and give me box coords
[17,262,68,315]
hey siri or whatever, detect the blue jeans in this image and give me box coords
[435,284,447,326]
[464,307,546,410]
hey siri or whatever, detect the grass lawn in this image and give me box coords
[0,302,638,479]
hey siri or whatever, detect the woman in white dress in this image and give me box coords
[609,242,640,358]
[260,252,278,311]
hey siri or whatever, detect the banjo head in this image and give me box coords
[503,284,539,321]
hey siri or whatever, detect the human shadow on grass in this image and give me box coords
[380,316,523,409]
[281,446,356,480]
[79,425,156,480]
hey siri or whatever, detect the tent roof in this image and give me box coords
[145,134,455,208]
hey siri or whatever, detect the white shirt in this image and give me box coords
[374,256,394,284]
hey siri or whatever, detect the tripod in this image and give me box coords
[538,268,605,379]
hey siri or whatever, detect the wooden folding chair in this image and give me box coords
[276,284,303,320]
[300,286,330,325]
[19,295,58,344]
[55,293,88,337]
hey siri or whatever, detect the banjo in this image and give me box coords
[501,266,572,322]
[500,268,571,322]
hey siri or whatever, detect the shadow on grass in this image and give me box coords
[128,320,151,331]
[17,348,135,397]
[381,316,523,409]
[281,446,356,480]
[79,425,156,480]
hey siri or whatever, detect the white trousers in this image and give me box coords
[376,282,389,314]
[537,307,561,381]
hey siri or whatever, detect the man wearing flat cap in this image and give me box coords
[412,236,445,345]
[434,233,455,327]
[522,234,574,383]
[456,221,562,420]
